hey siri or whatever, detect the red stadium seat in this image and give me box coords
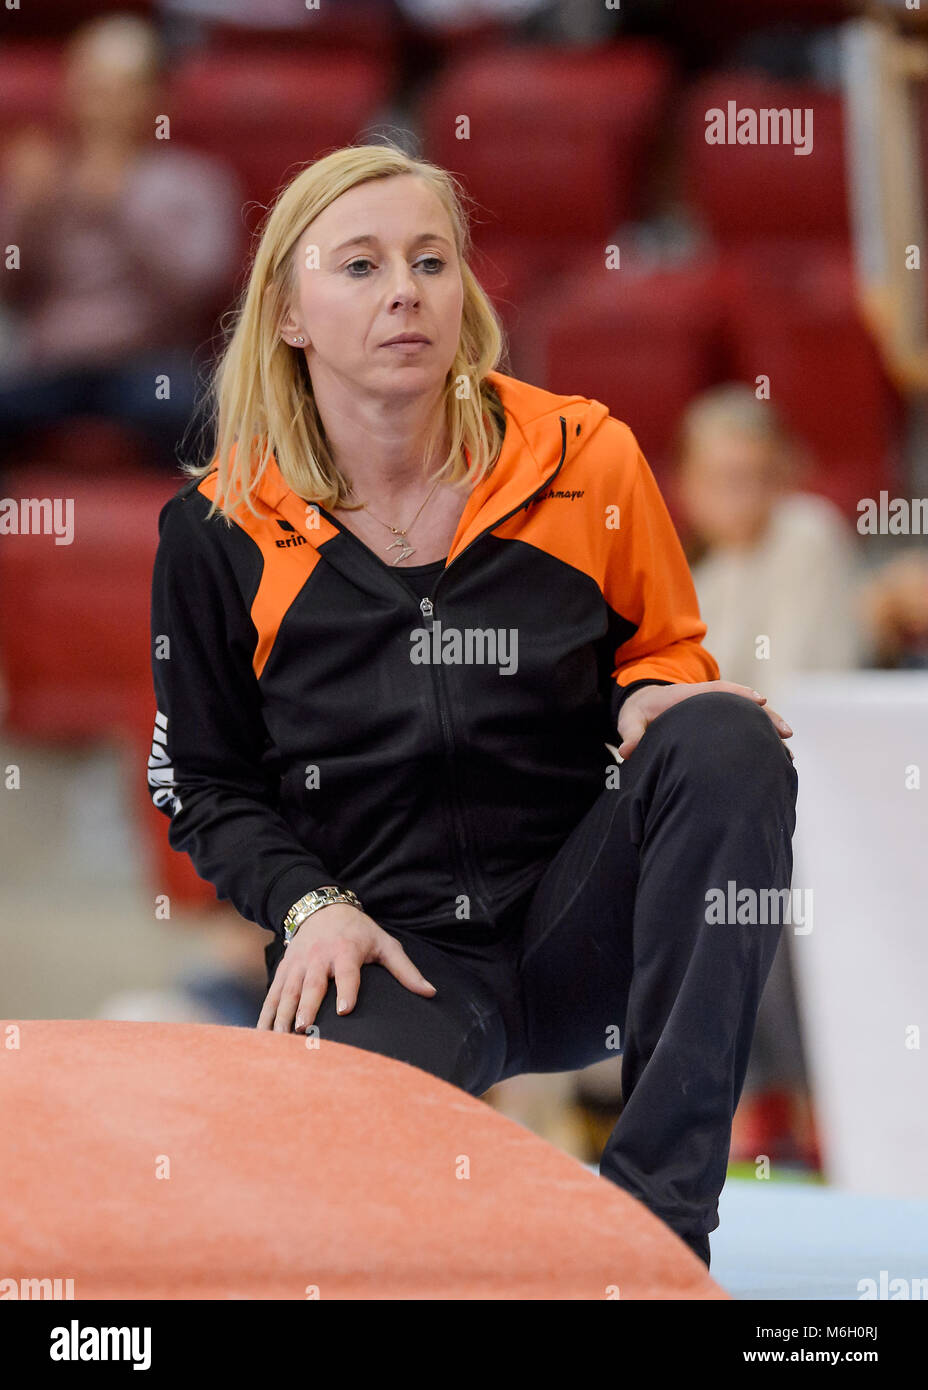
[168,51,393,220]
[0,466,176,741]
[680,73,849,246]
[420,42,676,246]
[206,3,402,64]
[0,43,66,142]
[0,464,219,910]
[514,252,726,490]
[10,417,154,475]
[717,241,904,518]
[468,230,604,341]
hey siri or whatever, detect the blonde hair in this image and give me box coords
[182,141,508,523]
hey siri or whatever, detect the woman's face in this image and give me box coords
[283,174,464,404]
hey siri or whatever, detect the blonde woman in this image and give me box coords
[147,142,798,1272]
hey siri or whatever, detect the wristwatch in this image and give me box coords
[282,886,363,945]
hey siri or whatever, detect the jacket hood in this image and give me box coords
[481,369,612,478]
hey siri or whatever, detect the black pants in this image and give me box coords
[263,691,799,1248]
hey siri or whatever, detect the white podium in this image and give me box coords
[769,671,928,1198]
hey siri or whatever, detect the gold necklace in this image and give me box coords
[346,475,444,564]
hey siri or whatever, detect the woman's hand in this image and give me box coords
[616,680,794,761]
[256,902,437,1034]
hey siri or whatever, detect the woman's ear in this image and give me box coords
[277,308,308,349]
[269,282,305,345]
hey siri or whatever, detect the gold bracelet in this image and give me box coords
[282,886,363,945]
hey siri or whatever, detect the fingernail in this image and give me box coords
[295,1014,304,1030]
[781,722,793,735]
[424,981,437,992]
[336,999,348,1013]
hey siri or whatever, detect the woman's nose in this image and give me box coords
[386,262,420,307]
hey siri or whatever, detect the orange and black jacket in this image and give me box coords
[147,370,719,942]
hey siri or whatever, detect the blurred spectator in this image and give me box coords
[396,0,552,27]
[161,0,366,25]
[677,383,865,690]
[859,549,928,669]
[395,0,618,43]
[0,14,242,470]
[157,0,394,44]
[676,383,866,1167]
[97,912,267,1027]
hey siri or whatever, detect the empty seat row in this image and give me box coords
[1,41,850,246]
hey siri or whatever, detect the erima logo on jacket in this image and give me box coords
[275,519,307,548]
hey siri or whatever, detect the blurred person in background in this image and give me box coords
[394,0,612,39]
[858,549,928,670]
[675,383,865,1167]
[677,384,864,690]
[157,0,396,47]
[97,911,269,1027]
[0,13,242,470]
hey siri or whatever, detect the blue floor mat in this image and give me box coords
[713,1178,928,1300]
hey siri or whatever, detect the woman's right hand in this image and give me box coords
[256,903,437,1034]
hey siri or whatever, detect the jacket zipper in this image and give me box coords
[320,416,570,922]
[416,416,570,920]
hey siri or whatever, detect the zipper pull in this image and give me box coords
[420,596,434,623]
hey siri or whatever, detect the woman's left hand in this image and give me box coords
[616,680,794,761]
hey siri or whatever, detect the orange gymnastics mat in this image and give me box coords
[0,1020,726,1300]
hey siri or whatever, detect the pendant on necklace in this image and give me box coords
[387,538,415,563]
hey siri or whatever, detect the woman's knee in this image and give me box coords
[646,690,797,793]
[310,963,490,1092]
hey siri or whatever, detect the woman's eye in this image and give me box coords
[344,256,445,277]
